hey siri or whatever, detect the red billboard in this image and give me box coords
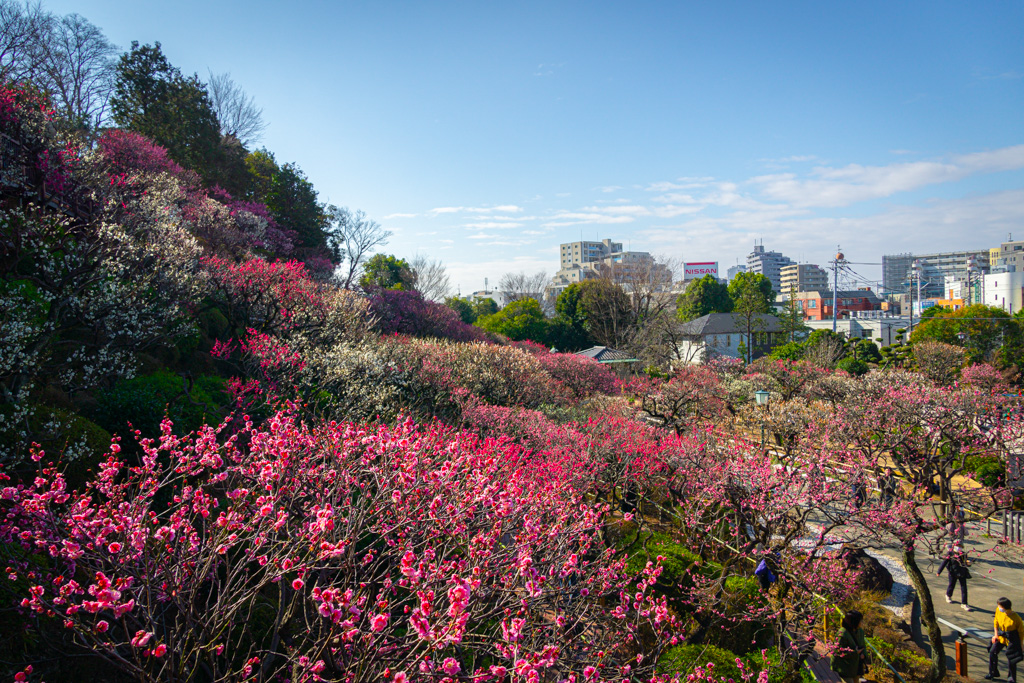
[684,261,719,279]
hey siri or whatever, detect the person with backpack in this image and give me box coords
[937,544,972,611]
[832,609,868,683]
[987,597,1024,682]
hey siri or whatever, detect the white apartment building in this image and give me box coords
[726,264,747,281]
[984,271,1024,314]
[546,238,668,301]
[559,239,624,269]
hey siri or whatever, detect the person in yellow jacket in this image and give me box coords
[987,597,1024,682]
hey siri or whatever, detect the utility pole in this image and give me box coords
[909,260,920,335]
[832,248,844,333]
[966,255,977,308]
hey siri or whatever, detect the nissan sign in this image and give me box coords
[684,261,719,279]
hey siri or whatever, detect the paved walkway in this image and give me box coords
[800,509,1024,680]
[906,516,1024,679]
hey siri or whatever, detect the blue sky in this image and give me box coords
[56,1,1024,293]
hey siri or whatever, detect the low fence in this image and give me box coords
[1002,510,1024,544]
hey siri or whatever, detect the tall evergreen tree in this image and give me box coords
[110,42,222,181]
[676,274,733,321]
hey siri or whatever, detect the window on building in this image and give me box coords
[808,301,816,308]
[726,334,731,347]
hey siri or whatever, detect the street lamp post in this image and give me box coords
[754,390,770,449]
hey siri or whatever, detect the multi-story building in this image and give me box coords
[559,239,623,269]
[790,289,883,321]
[804,314,910,346]
[779,264,829,296]
[546,238,671,301]
[726,264,747,281]
[881,250,990,299]
[746,243,794,295]
[990,238,1024,273]
[984,271,1024,314]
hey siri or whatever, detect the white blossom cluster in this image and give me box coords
[0,200,204,462]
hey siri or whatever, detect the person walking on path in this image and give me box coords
[832,609,867,683]
[987,597,1024,682]
[877,467,897,509]
[937,544,972,611]
[944,509,966,551]
[850,477,867,512]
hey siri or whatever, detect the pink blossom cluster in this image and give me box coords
[0,410,680,681]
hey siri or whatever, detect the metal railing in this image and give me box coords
[936,616,993,678]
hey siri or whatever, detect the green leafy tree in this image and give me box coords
[851,339,882,363]
[472,298,499,319]
[445,297,476,324]
[727,272,774,310]
[243,149,330,256]
[110,42,222,181]
[550,283,594,351]
[268,162,328,253]
[676,274,732,322]
[245,149,278,202]
[769,341,805,361]
[359,254,414,291]
[729,272,774,363]
[475,298,549,342]
[911,304,1018,365]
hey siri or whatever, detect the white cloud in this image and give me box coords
[580,204,651,216]
[464,222,525,229]
[429,205,524,215]
[646,177,715,192]
[541,211,638,227]
[751,144,1024,208]
[383,212,417,219]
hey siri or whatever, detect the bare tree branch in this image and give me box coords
[327,205,391,290]
[37,13,117,129]
[410,254,451,302]
[0,0,53,83]
[207,71,266,146]
[498,270,547,303]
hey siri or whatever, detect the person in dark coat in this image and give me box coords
[937,544,972,611]
[877,467,897,508]
[850,477,867,511]
[832,609,867,683]
[988,597,1024,682]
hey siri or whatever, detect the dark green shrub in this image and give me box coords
[975,462,1005,488]
[95,371,228,440]
[836,357,868,376]
[963,454,1006,488]
[624,532,699,582]
[658,644,743,680]
[743,648,816,683]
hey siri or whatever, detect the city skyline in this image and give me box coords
[57,0,1024,293]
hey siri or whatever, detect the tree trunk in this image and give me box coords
[902,545,946,683]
